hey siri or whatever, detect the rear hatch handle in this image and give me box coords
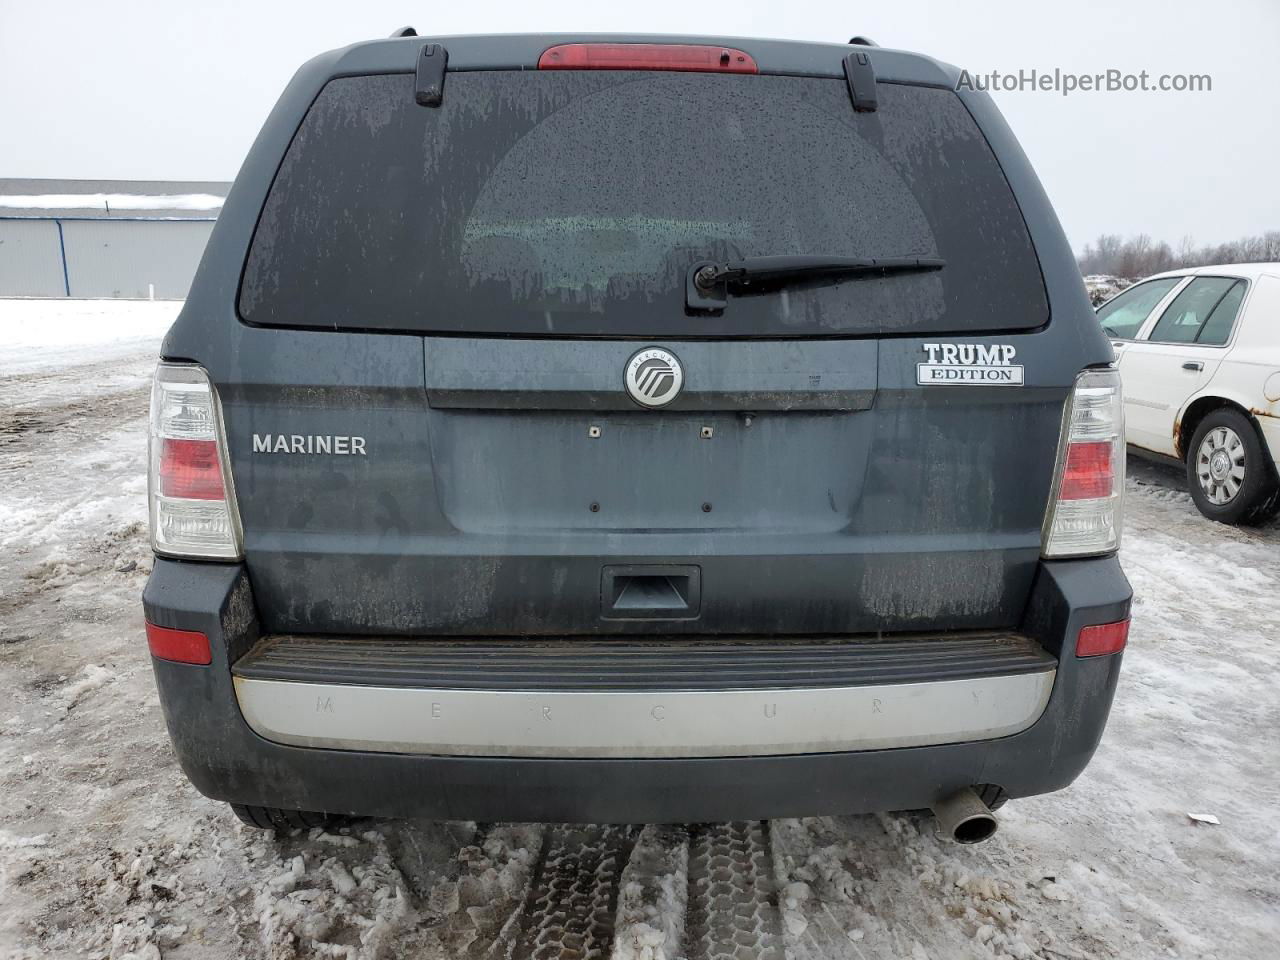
[687,255,945,312]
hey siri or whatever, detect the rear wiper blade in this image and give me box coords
[686,254,945,312]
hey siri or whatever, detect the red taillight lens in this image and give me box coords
[538,43,758,74]
[159,438,225,500]
[1059,440,1114,501]
[1076,619,1130,657]
[145,621,212,665]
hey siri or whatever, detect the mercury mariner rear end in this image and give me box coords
[142,34,1132,829]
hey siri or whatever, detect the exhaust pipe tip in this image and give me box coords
[931,787,999,844]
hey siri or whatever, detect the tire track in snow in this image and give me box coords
[683,821,786,960]
[0,349,157,427]
[512,823,640,960]
[0,383,149,450]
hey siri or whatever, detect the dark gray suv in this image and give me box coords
[142,33,1131,839]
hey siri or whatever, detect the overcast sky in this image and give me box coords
[2,0,1276,251]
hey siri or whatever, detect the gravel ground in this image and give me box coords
[1,300,1277,960]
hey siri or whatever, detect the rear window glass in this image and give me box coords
[1149,277,1242,344]
[1193,279,1245,345]
[240,71,1047,337]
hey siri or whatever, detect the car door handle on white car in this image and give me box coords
[1182,361,1204,371]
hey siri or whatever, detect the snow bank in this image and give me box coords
[0,298,179,376]
[612,825,689,960]
[246,828,417,959]
[1,298,180,350]
[0,193,223,212]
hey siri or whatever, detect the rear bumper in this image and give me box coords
[1257,414,1280,470]
[143,557,1129,822]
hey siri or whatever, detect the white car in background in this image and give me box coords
[1097,263,1280,524]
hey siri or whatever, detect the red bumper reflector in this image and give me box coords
[146,621,212,665]
[538,43,758,74]
[1059,440,1114,501]
[1076,619,1129,657]
[159,437,225,500]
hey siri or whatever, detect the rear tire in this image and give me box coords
[229,803,345,831]
[1185,409,1280,525]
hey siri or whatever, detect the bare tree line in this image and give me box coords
[1077,231,1280,279]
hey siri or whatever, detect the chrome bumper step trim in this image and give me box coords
[233,670,1055,759]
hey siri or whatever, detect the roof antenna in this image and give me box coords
[390,26,418,38]
[848,36,878,46]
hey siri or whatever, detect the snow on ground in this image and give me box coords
[1,298,179,377]
[2,299,1278,959]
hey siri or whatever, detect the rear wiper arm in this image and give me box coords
[686,254,945,312]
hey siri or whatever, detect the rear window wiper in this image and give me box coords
[686,255,945,312]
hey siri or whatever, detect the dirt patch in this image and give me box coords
[0,384,150,451]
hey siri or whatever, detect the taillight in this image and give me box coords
[158,438,225,499]
[148,363,242,559]
[1076,619,1130,657]
[1059,441,1114,500]
[538,43,758,74]
[1042,368,1125,557]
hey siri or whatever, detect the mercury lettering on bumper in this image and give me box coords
[232,671,1055,759]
